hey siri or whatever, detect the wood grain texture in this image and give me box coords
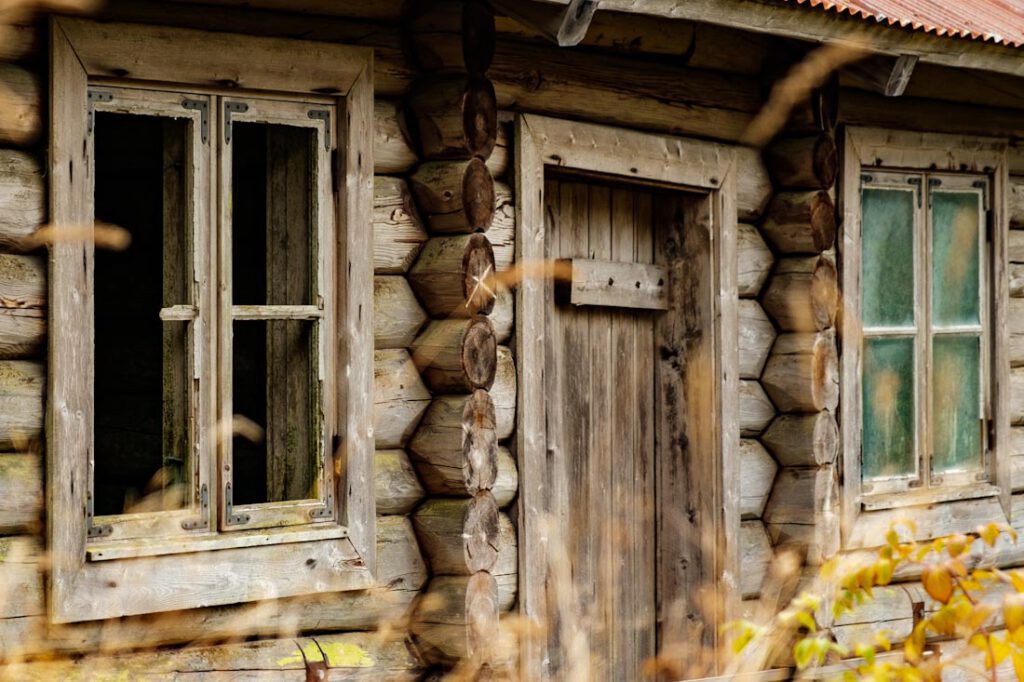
[407,72,498,161]
[493,446,518,509]
[412,573,499,666]
[409,158,495,233]
[739,439,777,520]
[557,258,668,310]
[737,223,773,298]
[373,349,431,448]
[413,494,500,575]
[739,379,775,436]
[490,180,515,272]
[374,98,417,174]
[0,452,42,533]
[374,449,426,515]
[760,330,839,413]
[0,64,41,147]
[373,275,427,349]
[761,255,839,332]
[0,150,44,250]
[763,133,838,190]
[761,411,839,467]
[490,285,514,344]
[373,176,428,275]
[408,234,497,317]
[492,345,517,440]
[410,316,498,393]
[761,190,836,254]
[738,299,776,379]
[409,391,498,497]
[740,520,772,599]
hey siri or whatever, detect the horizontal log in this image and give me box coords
[6,630,420,679]
[409,390,498,496]
[760,190,836,254]
[740,439,777,520]
[763,465,838,526]
[408,73,498,161]
[846,495,1006,550]
[406,0,495,73]
[739,379,775,437]
[494,512,518,613]
[761,255,839,332]
[490,181,515,272]
[556,258,668,310]
[374,449,426,515]
[374,98,418,174]
[0,360,43,450]
[735,147,773,222]
[373,349,431,449]
[410,316,498,393]
[490,285,513,344]
[766,514,840,567]
[1009,175,1024,228]
[738,299,776,380]
[760,330,839,413]
[0,309,44,360]
[373,276,427,349]
[412,573,499,666]
[0,253,44,309]
[373,176,428,275]
[0,150,45,250]
[488,118,512,178]
[740,520,772,599]
[410,158,495,233]
[0,64,41,147]
[408,234,497,317]
[0,24,41,63]
[764,133,838,190]
[413,493,500,575]
[492,345,516,440]
[0,535,42,619]
[737,223,773,298]
[761,411,839,467]
[493,446,518,509]
[0,452,42,533]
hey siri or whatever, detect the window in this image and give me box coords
[841,127,1011,546]
[859,172,990,496]
[49,18,375,623]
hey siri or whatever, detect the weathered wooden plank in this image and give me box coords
[0,150,45,250]
[556,258,668,311]
[846,495,1008,549]
[739,439,777,520]
[373,276,427,349]
[738,299,776,380]
[374,449,425,515]
[373,176,428,275]
[0,453,42,533]
[373,349,431,449]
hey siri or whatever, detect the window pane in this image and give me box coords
[232,122,315,306]
[932,191,981,327]
[932,335,983,474]
[862,337,916,480]
[862,187,915,328]
[231,320,320,504]
[93,112,191,515]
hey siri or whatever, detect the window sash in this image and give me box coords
[860,171,990,496]
[88,87,214,542]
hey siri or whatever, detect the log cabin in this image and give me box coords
[0,0,1023,678]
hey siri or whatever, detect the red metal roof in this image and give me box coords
[784,0,1024,47]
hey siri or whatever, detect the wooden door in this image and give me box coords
[544,177,660,678]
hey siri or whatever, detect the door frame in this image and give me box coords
[513,114,741,677]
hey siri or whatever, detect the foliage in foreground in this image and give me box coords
[729,522,1024,681]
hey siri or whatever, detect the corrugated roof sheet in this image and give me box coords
[784,0,1024,47]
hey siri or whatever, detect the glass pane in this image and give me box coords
[862,337,916,480]
[862,187,916,328]
[932,335,983,474]
[932,191,981,327]
[231,320,319,504]
[93,112,191,515]
[232,122,315,306]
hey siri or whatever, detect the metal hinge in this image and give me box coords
[308,109,331,150]
[86,89,113,135]
[907,176,923,208]
[223,101,249,145]
[181,483,210,530]
[182,99,209,144]
[224,481,251,525]
[86,491,113,538]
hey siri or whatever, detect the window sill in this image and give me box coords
[86,523,348,561]
[860,482,999,512]
[844,492,1008,550]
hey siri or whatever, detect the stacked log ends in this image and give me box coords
[410,390,498,496]
[760,330,839,413]
[373,349,432,449]
[761,411,839,467]
[413,494,500,575]
[489,181,515,271]
[492,447,518,509]
[408,74,498,161]
[761,255,838,332]
[0,64,41,147]
[489,285,513,344]
[374,99,418,175]
[493,512,517,611]
[373,176,428,275]
[411,316,497,393]
[763,133,838,190]
[491,346,516,440]
[408,234,497,316]
[764,466,839,565]
[406,0,496,75]
[375,450,427,515]
[410,158,496,233]
[761,190,836,254]
[412,573,500,666]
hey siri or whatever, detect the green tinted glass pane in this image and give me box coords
[863,337,916,480]
[862,188,915,327]
[932,335,982,474]
[932,191,981,327]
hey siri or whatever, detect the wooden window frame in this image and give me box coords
[840,127,1010,549]
[514,113,740,676]
[48,17,376,623]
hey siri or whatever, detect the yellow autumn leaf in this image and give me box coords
[1006,594,1024,631]
[922,564,954,604]
[905,622,927,664]
[989,634,1011,666]
[980,522,1001,547]
[947,534,968,558]
[1012,651,1024,681]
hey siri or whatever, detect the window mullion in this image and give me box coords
[920,173,933,488]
